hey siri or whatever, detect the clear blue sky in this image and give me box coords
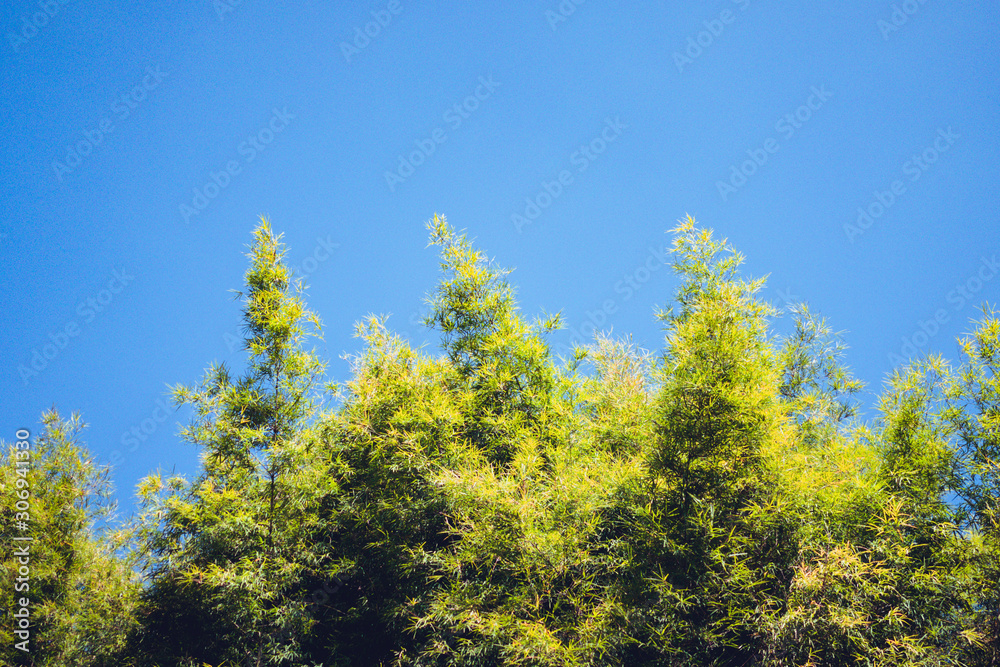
[2,1,997,515]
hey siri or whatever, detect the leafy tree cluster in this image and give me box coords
[3,215,999,665]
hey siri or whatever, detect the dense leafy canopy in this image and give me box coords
[3,215,998,665]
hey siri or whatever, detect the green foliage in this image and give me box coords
[127,218,335,666]
[949,306,1000,531]
[0,410,138,666]
[18,214,1000,665]
[424,214,561,467]
[592,218,794,665]
[778,303,864,440]
[946,306,1000,657]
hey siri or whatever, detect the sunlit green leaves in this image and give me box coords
[19,216,1000,666]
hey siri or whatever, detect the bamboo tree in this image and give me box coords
[762,357,984,666]
[948,306,1000,532]
[130,217,331,666]
[423,214,561,466]
[19,214,1000,665]
[946,306,1000,660]
[593,217,795,665]
[402,216,627,665]
[0,410,138,667]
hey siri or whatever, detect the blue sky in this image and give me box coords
[1,1,997,515]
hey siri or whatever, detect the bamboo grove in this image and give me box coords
[3,215,999,666]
